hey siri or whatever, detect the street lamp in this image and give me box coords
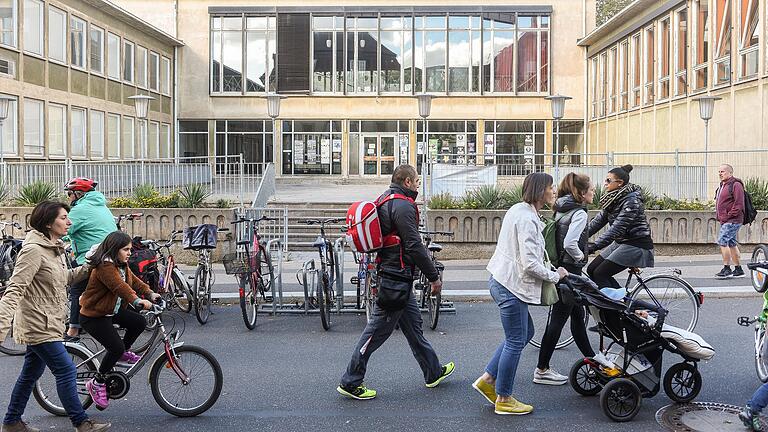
[0,95,14,166]
[266,93,284,186]
[692,95,722,197]
[416,94,433,208]
[129,94,155,185]
[545,94,572,182]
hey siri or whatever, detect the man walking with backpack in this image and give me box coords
[715,164,747,279]
[337,165,454,400]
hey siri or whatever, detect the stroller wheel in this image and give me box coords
[663,362,702,403]
[569,359,602,396]
[600,378,642,422]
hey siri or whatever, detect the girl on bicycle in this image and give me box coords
[79,231,160,410]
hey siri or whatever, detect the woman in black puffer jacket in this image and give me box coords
[587,164,654,288]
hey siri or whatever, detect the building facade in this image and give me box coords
[0,0,181,162]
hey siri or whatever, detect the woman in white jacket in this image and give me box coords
[472,173,568,416]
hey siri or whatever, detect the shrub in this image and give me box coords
[0,181,9,205]
[465,185,507,209]
[502,185,524,208]
[133,184,159,202]
[428,192,459,209]
[179,183,211,208]
[215,198,232,209]
[109,197,135,208]
[745,177,768,210]
[14,181,58,206]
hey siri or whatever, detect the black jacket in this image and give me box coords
[588,190,653,251]
[377,184,439,282]
[554,195,588,269]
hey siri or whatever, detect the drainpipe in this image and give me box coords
[173,0,179,162]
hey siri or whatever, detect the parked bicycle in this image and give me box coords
[299,217,345,331]
[416,229,453,330]
[530,267,702,349]
[223,216,276,330]
[141,231,194,314]
[351,251,377,323]
[33,299,223,417]
[751,244,768,292]
[740,260,768,382]
[114,212,143,231]
[182,224,229,325]
[0,220,25,356]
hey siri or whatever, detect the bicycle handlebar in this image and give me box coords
[0,221,23,231]
[419,229,454,237]
[738,316,759,326]
[747,261,768,271]
[231,216,275,225]
[298,218,346,226]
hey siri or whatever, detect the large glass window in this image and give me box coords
[71,107,86,158]
[107,114,120,159]
[89,25,104,74]
[48,104,66,157]
[643,25,655,105]
[517,15,549,93]
[107,32,120,79]
[693,0,709,90]
[380,16,412,93]
[136,45,147,88]
[312,16,344,93]
[211,16,242,93]
[48,6,66,62]
[246,16,276,92]
[739,0,759,78]
[343,16,379,93]
[483,121,545,175]
[715,0,732,85]
[282,120,342,175]
[215,120,274,175]
[417,120,477,172]
[149,51,159,91]
[179,121,208,158]
[483,14,515,92]
[23,0,42,55]
[122,116,134,159]
[23,98,43,157]
[211,16,277,94]
[447,16,481,92]
[658,17,671,100]
[70,16,86,68]
[0,0,16,47]
[123,41,134,83]
[89,110,104,159]
[0,95,15,156]
[674,8,688,96]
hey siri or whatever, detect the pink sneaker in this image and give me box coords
[119,351,141,364]
[86,378,109,410]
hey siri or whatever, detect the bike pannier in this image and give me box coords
[183,224,218,250]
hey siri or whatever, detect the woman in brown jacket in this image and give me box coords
[0,201,110,432]
[79,231,160,410]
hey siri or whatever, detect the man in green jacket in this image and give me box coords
[63,177,116,338]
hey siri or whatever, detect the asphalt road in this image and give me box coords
[0,297,762,432]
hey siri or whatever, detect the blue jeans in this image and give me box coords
[485,277,535,397]
[749,381,768,413]
[4,342,88,427]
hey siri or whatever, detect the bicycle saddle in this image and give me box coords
[428,243,443,253]
[312,236,325,248]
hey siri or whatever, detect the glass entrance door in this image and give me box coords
[362,134,398,176]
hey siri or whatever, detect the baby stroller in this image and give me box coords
[558,275,714,422]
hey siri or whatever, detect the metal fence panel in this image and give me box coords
[233,207,288,253]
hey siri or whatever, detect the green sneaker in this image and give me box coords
[336,384,377,400]
[426,362,455,388]
[739,405,765,431]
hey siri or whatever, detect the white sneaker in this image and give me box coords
[592,352,616,369]
[533,368,568,385]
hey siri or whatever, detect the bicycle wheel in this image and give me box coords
[427,271,443,330]
[757,326,768,383]
[0,323,26,356]
[149,345,223,417]
[528,304,590,349]
[318,274,331,331]
[33,344,96,416]
[751,245,768,292]
[171,271,193,314]
[195,266,212,325]
[629,274,698,331]
[240,273,258,330]
[364,270,376,323]
[258,246,275,297]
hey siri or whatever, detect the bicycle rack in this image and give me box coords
[262,239,284,315]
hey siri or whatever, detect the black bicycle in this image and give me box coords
[299,218,345,331]
[0,220,25,356]
[416,229,453,330]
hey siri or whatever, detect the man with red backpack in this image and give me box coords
[715,164,746,279]
[337,165,454,400]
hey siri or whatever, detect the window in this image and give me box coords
[107,33,120,79]
[149,51,159,91]
[674,8,688,96]
[179,121,208,158]
[70,107,86,157]
[0,94,16,156]
[739,0,759,78]
[107,114,120,159]
[643,25,655,105]
[598,51,606,116]
[590,57,598,118]
[89,25,104,74]
[23,0,43,55]
[619,40,629,110]
[281,120,341,175]
[48,6,67,63]
[517,15,549,93]
[608,47,617,113]
[48,104,66,157]
[312,16,345,93]
[123,40,134,82]
[418,120,477,171]
[715,0,732,85]
[136,45,147,87]
[160,123,170,158]
[122,116,134,159]
[631,33,641,107]
[277,13,310,92]
[483,121,544,175]
[483,14,515,93]
[244,16,277,93]
[89,110,104,158]
[0,0,16,47]
[216,120,274,174]
[693,0,709,89]
[658,17,671,100]
[347,16,380,93]
[161,57,170,94]
[70,16,86,68]
[211,16,243,93]
[447,16,481,93]
[23,98,43,156]
[148,121,159,158]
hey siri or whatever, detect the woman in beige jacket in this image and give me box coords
[0,201,110,432]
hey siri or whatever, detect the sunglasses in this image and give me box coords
[604,178,621,185]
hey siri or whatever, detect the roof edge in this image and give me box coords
[578,0,651,47]
[86,0,184,47]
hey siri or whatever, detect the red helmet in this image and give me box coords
[64,177,98,192]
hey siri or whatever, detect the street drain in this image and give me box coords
[656,402,767,431]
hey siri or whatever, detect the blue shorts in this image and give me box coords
[717,222,742,247]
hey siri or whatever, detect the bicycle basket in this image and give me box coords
[183,224,218,250]
[222,251,260,275]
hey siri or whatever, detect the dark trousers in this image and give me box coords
[68,278,88,329]
[340,291,442,388]
[587,255,626,289]
[80,308,146,375]
[4,342,88,427]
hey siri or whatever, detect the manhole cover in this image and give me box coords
[656,402,768,431]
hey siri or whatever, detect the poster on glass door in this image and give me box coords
[399,134,409,165]
[294,140,304,164]
[307,139,317,164]
[320,139,331,164]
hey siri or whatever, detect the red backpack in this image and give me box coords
[346,193,418,253]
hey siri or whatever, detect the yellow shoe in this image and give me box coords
[495,397,534,415]
[472,378,497,404]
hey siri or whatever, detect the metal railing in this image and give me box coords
[232,207,289,253]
